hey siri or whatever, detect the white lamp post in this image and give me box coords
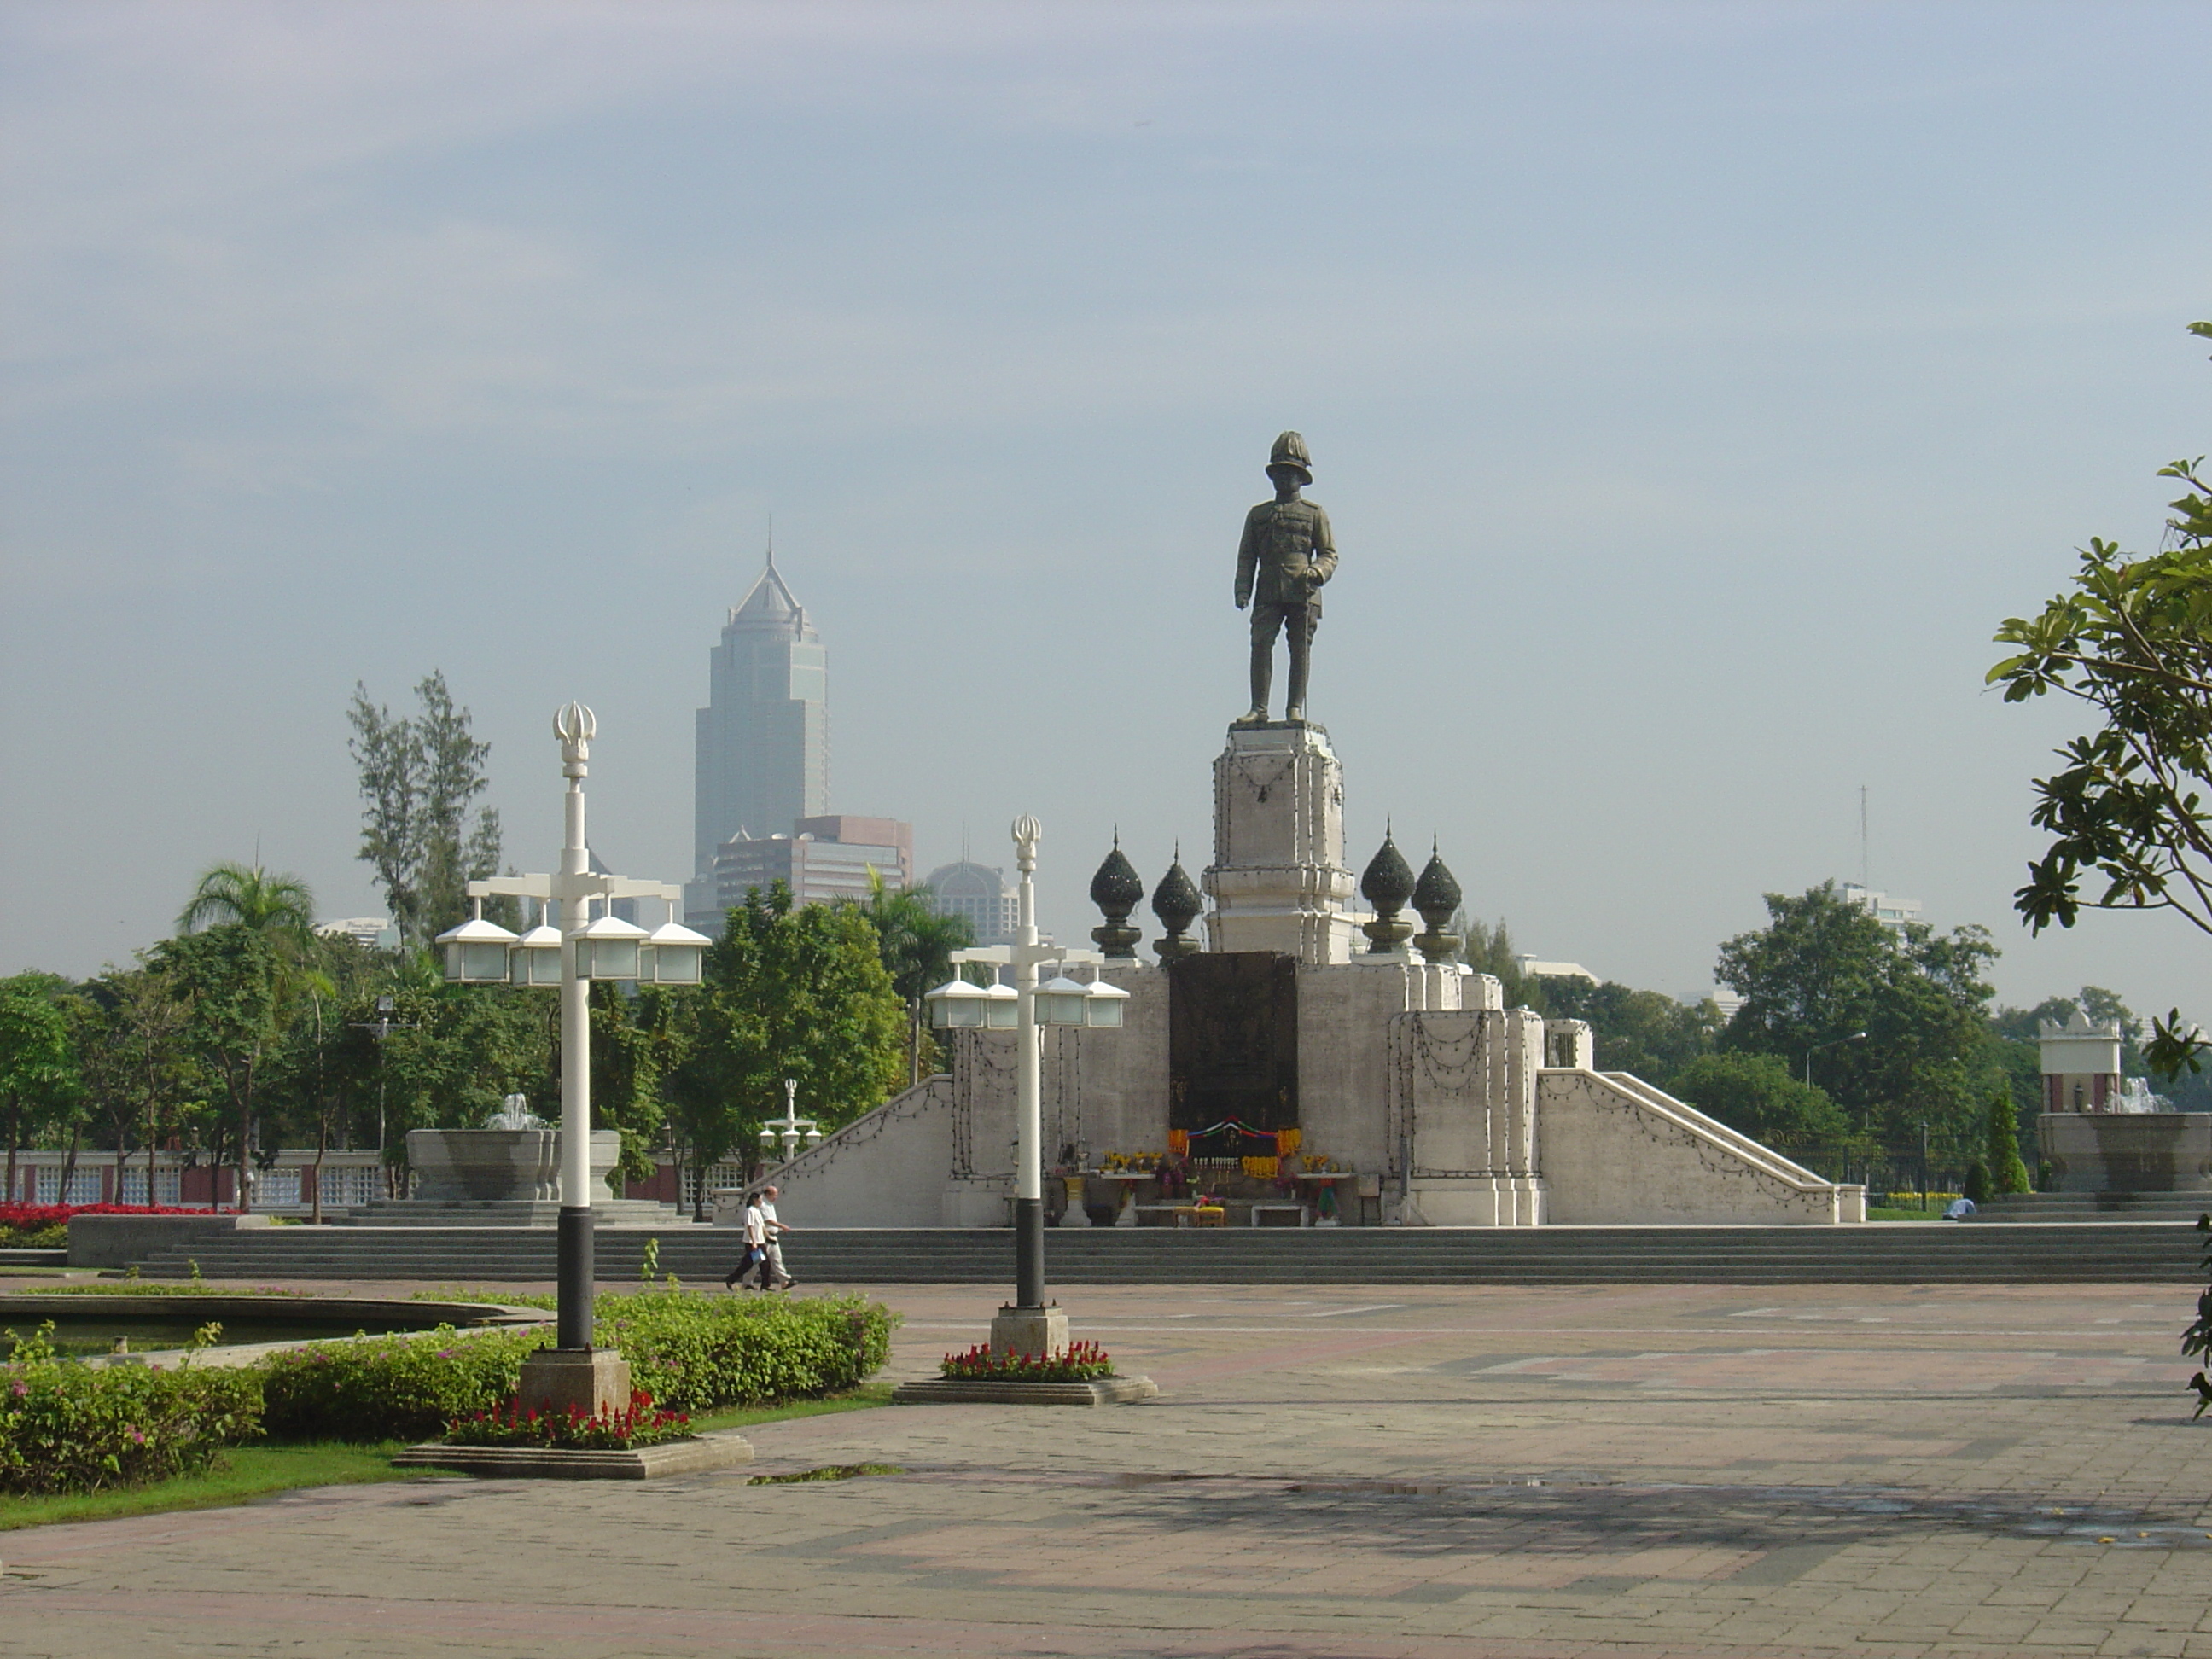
[430,703,710,1418]
[922,816,1121,1357]
[759,1077,824,1164]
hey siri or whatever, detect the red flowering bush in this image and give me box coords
[940,1340,1115,1382]
[444,1388,692,1451]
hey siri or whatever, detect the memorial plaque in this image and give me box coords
[1168,952,1298,1144]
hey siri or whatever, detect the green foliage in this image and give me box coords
[0,973,84,1170]
[176,862,317,942]
[258,1325,549,1441]
[1982,1087,2032,1195]
[1990,333,2212,1074]
[1531,978,1719,1089]
[256,1293,898,1439]
[149,924,283,1195]
[860,873,975,1090]
[1668,1052,1854,1156]
[0,1326,264,1495]
[347,672,506,948]
[672,884,907,1152]
[1451,912,1534,1009]
[1715,882,2004,1160]
[1962,1161,1992,1204]
[598,1290,899,1413]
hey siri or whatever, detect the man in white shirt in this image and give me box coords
[723,1194,768,1291]
[757,1184,795,1291]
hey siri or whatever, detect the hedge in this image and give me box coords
[259,1291,898,1441]
[0,1325,263,1496]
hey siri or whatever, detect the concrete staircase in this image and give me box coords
[134,1220,2207,1285]
[1974,1192,2212,1223]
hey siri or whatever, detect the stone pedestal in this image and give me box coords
[990,1303,1069,1359]
[520,1347,633,1418]
[343,1128,680,1227]
[2038,1112,2212,1192]
[1203,721,1360,965]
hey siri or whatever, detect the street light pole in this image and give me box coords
[1805,1030,1867,1089]
[923,817,1127,1359]
[556,704,595,1351]
[1011,816,1045,1311]
[434,703,709,1418]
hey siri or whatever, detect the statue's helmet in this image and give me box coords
[1267,430,1313,484]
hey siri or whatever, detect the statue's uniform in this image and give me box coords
[1238,498,1336,645]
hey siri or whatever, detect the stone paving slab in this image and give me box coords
[8,1278,2212,1656]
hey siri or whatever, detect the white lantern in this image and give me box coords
[434,916,519,983]
[642,919,712,986]
[1083,976,1131,1028]
[983,981,1019,1028]
[507,919,562,987]
[1036,975,1091,1027]
[573,912,649,981]
[924,975,991,1029]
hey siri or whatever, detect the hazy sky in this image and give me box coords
[5,1,2209,1023]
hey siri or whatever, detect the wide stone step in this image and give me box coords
[130,1222,2206,1284]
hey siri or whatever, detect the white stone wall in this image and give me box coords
[1537,1068,1860,1224]
[763,1077,962,1227]
[1386,1005,1547,1225]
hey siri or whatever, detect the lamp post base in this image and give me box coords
[519,1347,632,1418]
[556,1203,595,1350]
[990,1302,1069,1359]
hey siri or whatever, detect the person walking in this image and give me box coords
[723,1190,768,1291]
[757,1183,796,1291]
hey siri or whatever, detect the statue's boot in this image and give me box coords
[1236,636,1272,725]
[1284,623,1312,722]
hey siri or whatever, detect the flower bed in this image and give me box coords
[444,1388,691,1452]
[940,1340,1115,1382]
[0,1324,263,1495]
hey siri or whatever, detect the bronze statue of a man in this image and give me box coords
[1234,430,1336,725]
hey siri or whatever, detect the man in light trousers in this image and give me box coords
[757,1183,796,1291]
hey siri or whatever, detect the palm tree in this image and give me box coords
[178,862,317,940]
[861,873,974,1086]
[173,862,323,1212]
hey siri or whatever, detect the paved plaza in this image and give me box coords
[7,1277,2212,1656]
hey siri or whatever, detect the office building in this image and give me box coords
[703,815,913,917]
[693,553,829,883]
[923,859,1022,946]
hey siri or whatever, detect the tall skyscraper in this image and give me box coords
[691,552,830,899]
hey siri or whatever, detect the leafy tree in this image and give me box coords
[0,974,82,1202]
[347,672,505,948]
[177,862,317,940]
[1451,911,1534,1009]
[149,927,282,1211]
[1989,327,2212,1073]
[677,883,906,1175]
[73,967,201,1205]
[859,873,973,1086]
[1715,882,2004,1161]
[1984,1086,2033,1196]
[1669,1052,1854,1160]
[1532,978,1720,1089]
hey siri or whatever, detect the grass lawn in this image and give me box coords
[1867,1206,1949,1221]
[0,1385,895,1532]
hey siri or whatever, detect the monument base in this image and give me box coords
[990,1303,1069,1359]
[2039,1112,2212,1192]
[520,1347,633,1418]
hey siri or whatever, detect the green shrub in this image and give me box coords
[258,1326,550,1441]
[0,1225,67,1249]
[0,1325,264,1495]
[601,1291,898,1413]
[258,1294,897,1439]
[1962,1161,1992,1205]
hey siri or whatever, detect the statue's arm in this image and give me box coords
[1234,509,1260,608]
[1307,505,1337,587]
